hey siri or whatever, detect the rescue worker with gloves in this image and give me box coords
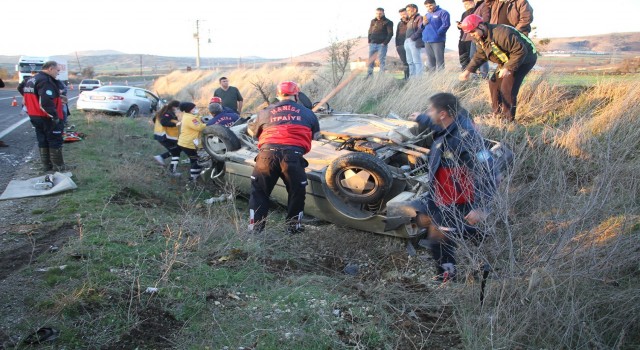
[247,81,320,234]
[389,93,496,281]
[458,14,537,121]
[19,61,71,171]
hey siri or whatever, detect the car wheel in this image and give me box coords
[325,153,393,204]
[126,105,139,118]
[202,124,241,161]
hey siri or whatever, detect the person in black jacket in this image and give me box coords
[367,8,394,76]
[395,8,410,80]
[457,0,476,69]
[247,81,320,235]
[20,61,70,171]
[459,14,537,121]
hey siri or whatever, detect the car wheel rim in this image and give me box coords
[337,167,377,197]
[206,136,227,155]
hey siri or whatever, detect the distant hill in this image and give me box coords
[540,32,640,53]
[72,50,126,56]
[0,53,275,77]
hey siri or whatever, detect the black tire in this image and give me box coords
[202,124,241,161]
[325,152,393,204]
[125,105,139,118]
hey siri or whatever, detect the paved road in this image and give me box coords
[0,87,80,191]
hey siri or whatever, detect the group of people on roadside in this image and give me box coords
[369,0,536,121]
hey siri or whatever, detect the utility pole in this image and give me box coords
[75,51,82,72]
[139,55,143,76]
[194,20,202,69]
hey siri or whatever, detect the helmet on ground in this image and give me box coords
[460,14,483,33]
[210,96,222,104]
[277,81,300,96]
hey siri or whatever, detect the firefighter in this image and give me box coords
[206,103,239,127]
[152,100,182,175]
[19,61,70,171]
[247,81,320,234]
[402,93,496,281]
[458,14,538,121]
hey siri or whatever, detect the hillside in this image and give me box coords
[541,32,640,52]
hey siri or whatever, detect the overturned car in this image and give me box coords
[199,112,512,238]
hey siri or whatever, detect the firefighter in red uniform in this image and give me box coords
[399,93,496,281]
[247,81,320,234]
[20,61,70,171]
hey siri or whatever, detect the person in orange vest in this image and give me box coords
[19,61,70,171]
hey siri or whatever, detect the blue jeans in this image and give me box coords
[424,42,446,71]
[404,38,423,76]
[368,43,388,75]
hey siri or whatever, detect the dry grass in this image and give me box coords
[151,65,639,349]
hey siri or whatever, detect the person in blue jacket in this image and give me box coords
[422,0,451,71]
[397,93,497,282]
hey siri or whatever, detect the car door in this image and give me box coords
[133,89,151,115]
[144,91,160,115]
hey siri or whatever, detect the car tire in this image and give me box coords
[126,105,139,118]
[325,152,393,204]
[202,124,241,161]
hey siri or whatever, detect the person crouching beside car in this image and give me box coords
[152,100,182,176]
[400,93,496,282]
[177,102,207,182]
[206,102,239,127]
[246,81,320,235]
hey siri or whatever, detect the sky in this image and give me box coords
[3,0,640,59]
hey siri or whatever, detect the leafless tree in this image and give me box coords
[327,37,358,87]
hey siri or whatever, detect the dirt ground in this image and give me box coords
[0,155,462,349]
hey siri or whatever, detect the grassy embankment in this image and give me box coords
[1,65,638,349]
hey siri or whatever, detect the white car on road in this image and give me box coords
[77,86,163,118]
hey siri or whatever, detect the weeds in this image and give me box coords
[1,65,638,349]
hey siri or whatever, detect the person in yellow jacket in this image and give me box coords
[177,102,206,181]
[152,100,182,175]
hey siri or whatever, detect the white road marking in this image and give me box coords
[0,117,29,139]
[0,96,79,138]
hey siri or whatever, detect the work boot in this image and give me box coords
[49,148,75,172]
[39,148,53,171]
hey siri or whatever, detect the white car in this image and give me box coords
[77,86,164,118]
[78,79,102,91]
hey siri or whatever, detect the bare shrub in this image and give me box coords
[327,37,358,87]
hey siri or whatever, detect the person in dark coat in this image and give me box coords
[459,14,538,121]
[395,8,410,80]
[367,8,394,76]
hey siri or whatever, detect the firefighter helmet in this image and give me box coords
[277,81,300,96]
